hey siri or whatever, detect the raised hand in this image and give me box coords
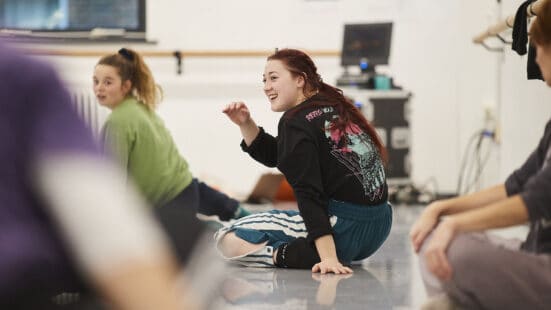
[222,101,260,146]
[223,101,252,126]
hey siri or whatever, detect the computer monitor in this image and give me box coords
[341,22,393,71]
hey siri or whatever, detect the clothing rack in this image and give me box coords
[473,0,547,47]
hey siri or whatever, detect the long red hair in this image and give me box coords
[268,48,387,163]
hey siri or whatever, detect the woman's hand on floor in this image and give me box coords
[312,257,353,274]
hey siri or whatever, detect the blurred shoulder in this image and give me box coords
[0,43,62,88]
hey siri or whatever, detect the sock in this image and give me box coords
[274,237,320,269]
[234,205,252,219]
[274,243,289,268]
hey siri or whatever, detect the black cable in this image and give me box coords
[460,132,484,194]
[464,132,495,193]
[456,129,485,195]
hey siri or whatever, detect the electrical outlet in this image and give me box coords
[483,105,496,126]
[482,104,499,143]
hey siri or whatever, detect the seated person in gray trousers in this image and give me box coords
[410,4,551,310]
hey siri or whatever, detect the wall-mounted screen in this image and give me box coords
[0,0,146,40]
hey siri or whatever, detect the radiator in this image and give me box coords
[69,88,107,136]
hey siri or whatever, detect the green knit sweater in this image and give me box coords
[101,98,192,206]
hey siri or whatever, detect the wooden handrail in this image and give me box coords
[23,49,340,58]
[473,0,548,44]
[21,48,340,74]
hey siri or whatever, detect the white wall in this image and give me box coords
[27,0,550,197]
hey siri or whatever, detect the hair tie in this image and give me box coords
[118,48,134,61]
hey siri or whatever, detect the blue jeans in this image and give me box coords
[163,178,239,221]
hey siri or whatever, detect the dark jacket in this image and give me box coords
[242,94,388,241]
[506,119,551,253]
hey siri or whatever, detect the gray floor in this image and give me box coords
[210,205,426,310]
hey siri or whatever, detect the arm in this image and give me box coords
[223,101,279,166]
[35,155,198,310]
[410,184,507,252]
[504,121,551,197]
[412,121,551,252]
[241,120,260,146]
[29,66,196,309]
[240,127,279,167]
[423,195,528,281]
[312,235,353,274]
[101,117,132,172]
[432,184,508,216]
[422,121,551,280]
[448,195,528,232]
[223,101,279,167]
[277,119,350,273]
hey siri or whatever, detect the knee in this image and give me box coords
[443,233,495,294]
[446,233,481,272]
[418,232,479,271]
[218,233,245,257]
[218,232,266,258]
[417,233,481,296]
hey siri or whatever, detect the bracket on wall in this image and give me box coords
[173,51,182,74]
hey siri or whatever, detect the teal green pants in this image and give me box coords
[215,200,392,267]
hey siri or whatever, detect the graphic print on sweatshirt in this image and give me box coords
[324,119,386,201]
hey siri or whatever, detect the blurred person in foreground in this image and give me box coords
[0,42,201,309]
[411,2,551,309]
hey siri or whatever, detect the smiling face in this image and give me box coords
[93,64,132,109]
[263,60,306,112]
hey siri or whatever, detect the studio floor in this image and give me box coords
[209,205,426,310]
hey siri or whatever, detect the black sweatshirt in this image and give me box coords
[241,94,388,241]
[505,119,551,253]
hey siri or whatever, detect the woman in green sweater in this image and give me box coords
[92,48,249,259]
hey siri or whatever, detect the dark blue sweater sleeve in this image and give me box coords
[521,164,551,223]
[241,127,278,167]
[505,121,551,196]
[505,150,541,196]
[505,120,551,222]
